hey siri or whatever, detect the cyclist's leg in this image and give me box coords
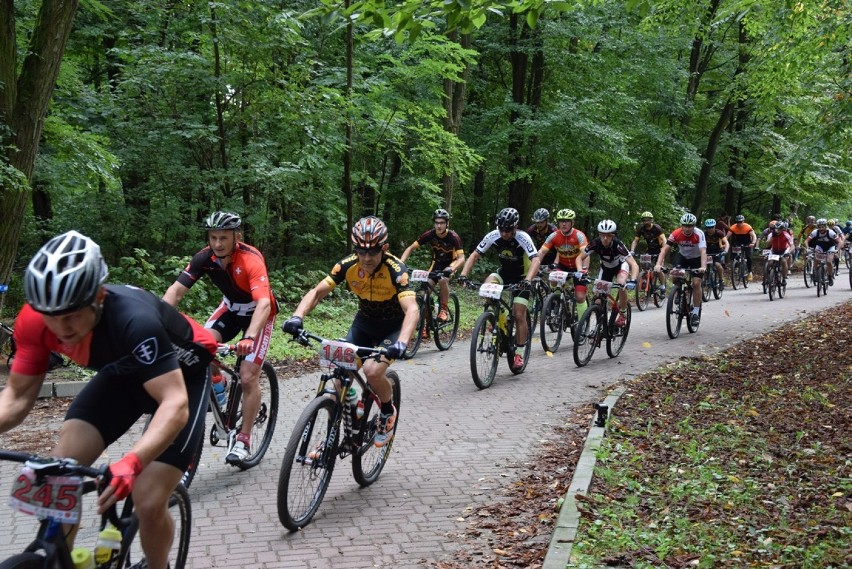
[512,290,531,346]
[615,265,629,311]
[133,463,183,569]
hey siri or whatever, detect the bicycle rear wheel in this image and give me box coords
[606,305,631,358]
[116,483,191,569]
[434,293,460,351]
[573,306,601,368]
[634,271,650,311]
[470,311,499,389]
[353,371,401,486]
[0,553,45,569]
[845,248,851,269]
[277,396,338,531]
[404,296,427,359]
[666,288,683,339]
[540,293,563,353]
[232,361,279,469]
[506,309,532,375]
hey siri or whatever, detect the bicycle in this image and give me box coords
[728,245,750,290]
[812,250,830,297]
[0,322,67,372]
[180,343,279,486]
[802,247,814,288]
[403,269,460,359]
[276,330,400,531]
[634,254,665,311]
[704,253,725,300]
[572,279,632,368]
[763,251,788,301]
[664,267,702,339]
[528,269,552,334]
[467,281,532,389]
[0,450,191,569]
[843,242,851,270]
[539,270,584,353]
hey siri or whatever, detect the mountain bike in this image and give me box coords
[706,252,725,300]
[572,279,632,368]
[729,245,750,290]
[467,281,531,389]
[634,254,664,311]
[802,247,814,288]
[0,322,66,371]
[763,252,788,301]
[843,242,851,270]
[276,331,400,531]
[180,344,279,486]
[664,267,702,339]
[539,270,584,353]
[812,250,830,297]
[0,450,191,569]
[403,269,460,359]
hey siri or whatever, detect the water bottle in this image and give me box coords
[71,547,95,569]
[346,387,359,410]
[94,525,122,569]
[346,387,361,434]
[497,309,508,334]
[211,371,227,408]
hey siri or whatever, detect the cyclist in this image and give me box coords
[763,221,794,285]
[807,218,841,286]
[629,211,667,294]
[703,218,728,285]
[725,214,757,280]
[163,211,278,466]
[537,208,590,313]
[828,219,845,275]
[282,216,418,447]
[797,215,817,258]
[654,213,707,327]
[526,208,557,265]
[0,231,216,569]
[459,207,541,371]
[574,220,638,327]
[399,208,466,328]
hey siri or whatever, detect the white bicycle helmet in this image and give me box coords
[597,219,617,233]
[680,213,697,225]
[24,231,109,315]
[204,211,242,230]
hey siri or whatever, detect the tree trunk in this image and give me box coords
[209,5,231,199]
[691,100,735,217]
[441,31,471,215]
[343,0,354,249]
[0,0,80,284]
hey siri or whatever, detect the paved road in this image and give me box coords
[1,272,850,568]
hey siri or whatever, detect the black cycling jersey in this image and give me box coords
[413,228,464,269]
[634,223,665,254]
[705,228,726,254]
[584,237,631,269]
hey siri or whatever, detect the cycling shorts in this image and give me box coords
[346,314,403,348]
[489,272,531,307]
[205,302,276,366]
[674,254,703,270]
[597,261,628,284]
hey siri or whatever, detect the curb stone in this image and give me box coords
[542,387,626,569]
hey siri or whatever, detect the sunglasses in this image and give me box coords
[354,246,383,256]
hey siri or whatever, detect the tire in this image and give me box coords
[666,288,683,339]
[352,370,401,486]
[634,271,650,311]
[803,258,813,288]
[606,304,631,358]
[277,396,338,531]
[404,296,427,359]
[768,267,776,301]
[701,272,712,302]
[540,293,564,353]
[844,249,851,270]
[777,273,786,299]
[652,273,665,307]
[470,311,499,390]
[529,284,546,333]
[116,484,192,569]
[712,269,724,299]
[0,553,45,569]
[434,293,460,351]
[686,304,701,333]
[739,259,749,289]
[730,261,740,290]
[233,361,279,469]
[506,308,532,375]
[815,265,824,297]
[573,306,601,368]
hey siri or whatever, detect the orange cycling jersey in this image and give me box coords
[541,229,588,269]
[728,223,754,236]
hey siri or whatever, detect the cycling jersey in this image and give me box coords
[525,223,556,249]
[413,228,464,270]
[798,224,816,240]
[666,227,706,259]
[177,242,278,317]
[727,223,754,245]
[705,228,727,254]
[767,230,794,254]
[634,223,665,254]
[583,237,631,269]
[807,229,840,252]
[474,229,539,283]
[541,228,588,270]
[325,253,415,320]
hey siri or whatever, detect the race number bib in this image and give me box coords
[8,467,83,523]
[592,280,613,295]
[319,339,359,371]
[549,271,568,285]
[410,270,430,283]
[478,283,504,300]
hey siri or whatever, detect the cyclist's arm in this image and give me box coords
[721,235,729,252]
[0,371,46,434]
[749,230,757,247]
[459,250,481,278]
[162,281,190,307]
[654,243,671,270]
[626,254,639,280]
[449,249,466,273]
[575,250,590,271]
[292,279,334,319]
[399,241,419,263]
[243,296,271,341]
[629,237,639,253]
[525,255,542,281]
[657,232,667,248]
[397,293,420,347]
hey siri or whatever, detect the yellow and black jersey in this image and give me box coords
[324,253,415,320]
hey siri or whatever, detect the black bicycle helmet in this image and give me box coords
[351,216,389,248]
[495,208,520,230]
[433,209,450,221]
[204,211,242,230]
[532,208,549,223]
[24,231,109,315]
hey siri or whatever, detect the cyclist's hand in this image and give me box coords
[654,264,662,272]
[695,267,705,274]
[518,279,532,291]
[385,340,407,360]
[101,453,142,511]
[626,280,637,290]
[442,266,454,278]
[282,316,304,336]
[236,336,255,356]
[458,275,472,289]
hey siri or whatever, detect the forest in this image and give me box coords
[1,0,849,308]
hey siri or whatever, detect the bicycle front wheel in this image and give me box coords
[606,305,631,358]
[815,265,824,297]
[470,311,499,389]
[803,258,813,287]
[434,293,460,351]
[353,370,401,486]
[739,259,750,288]
[634,271,650,311]
[666,288,683,339]
[573,306,601,368]
[404,296,427,359]
[233,361,279,469]
[277,396,338,531]
[712,269,724,299]
[540,293,563,353]
[730,261,740,290]
[116,483,191,569]
[0,553,46,569]
[701,272,712,302]
[768,267,777,301]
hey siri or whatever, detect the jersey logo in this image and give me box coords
[133,338,159,365]
[235,267,242,275]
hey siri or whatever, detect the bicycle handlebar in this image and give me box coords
[216,343,237,356]
[287,330,389,360]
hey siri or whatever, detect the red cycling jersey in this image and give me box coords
[541,229,588,269]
